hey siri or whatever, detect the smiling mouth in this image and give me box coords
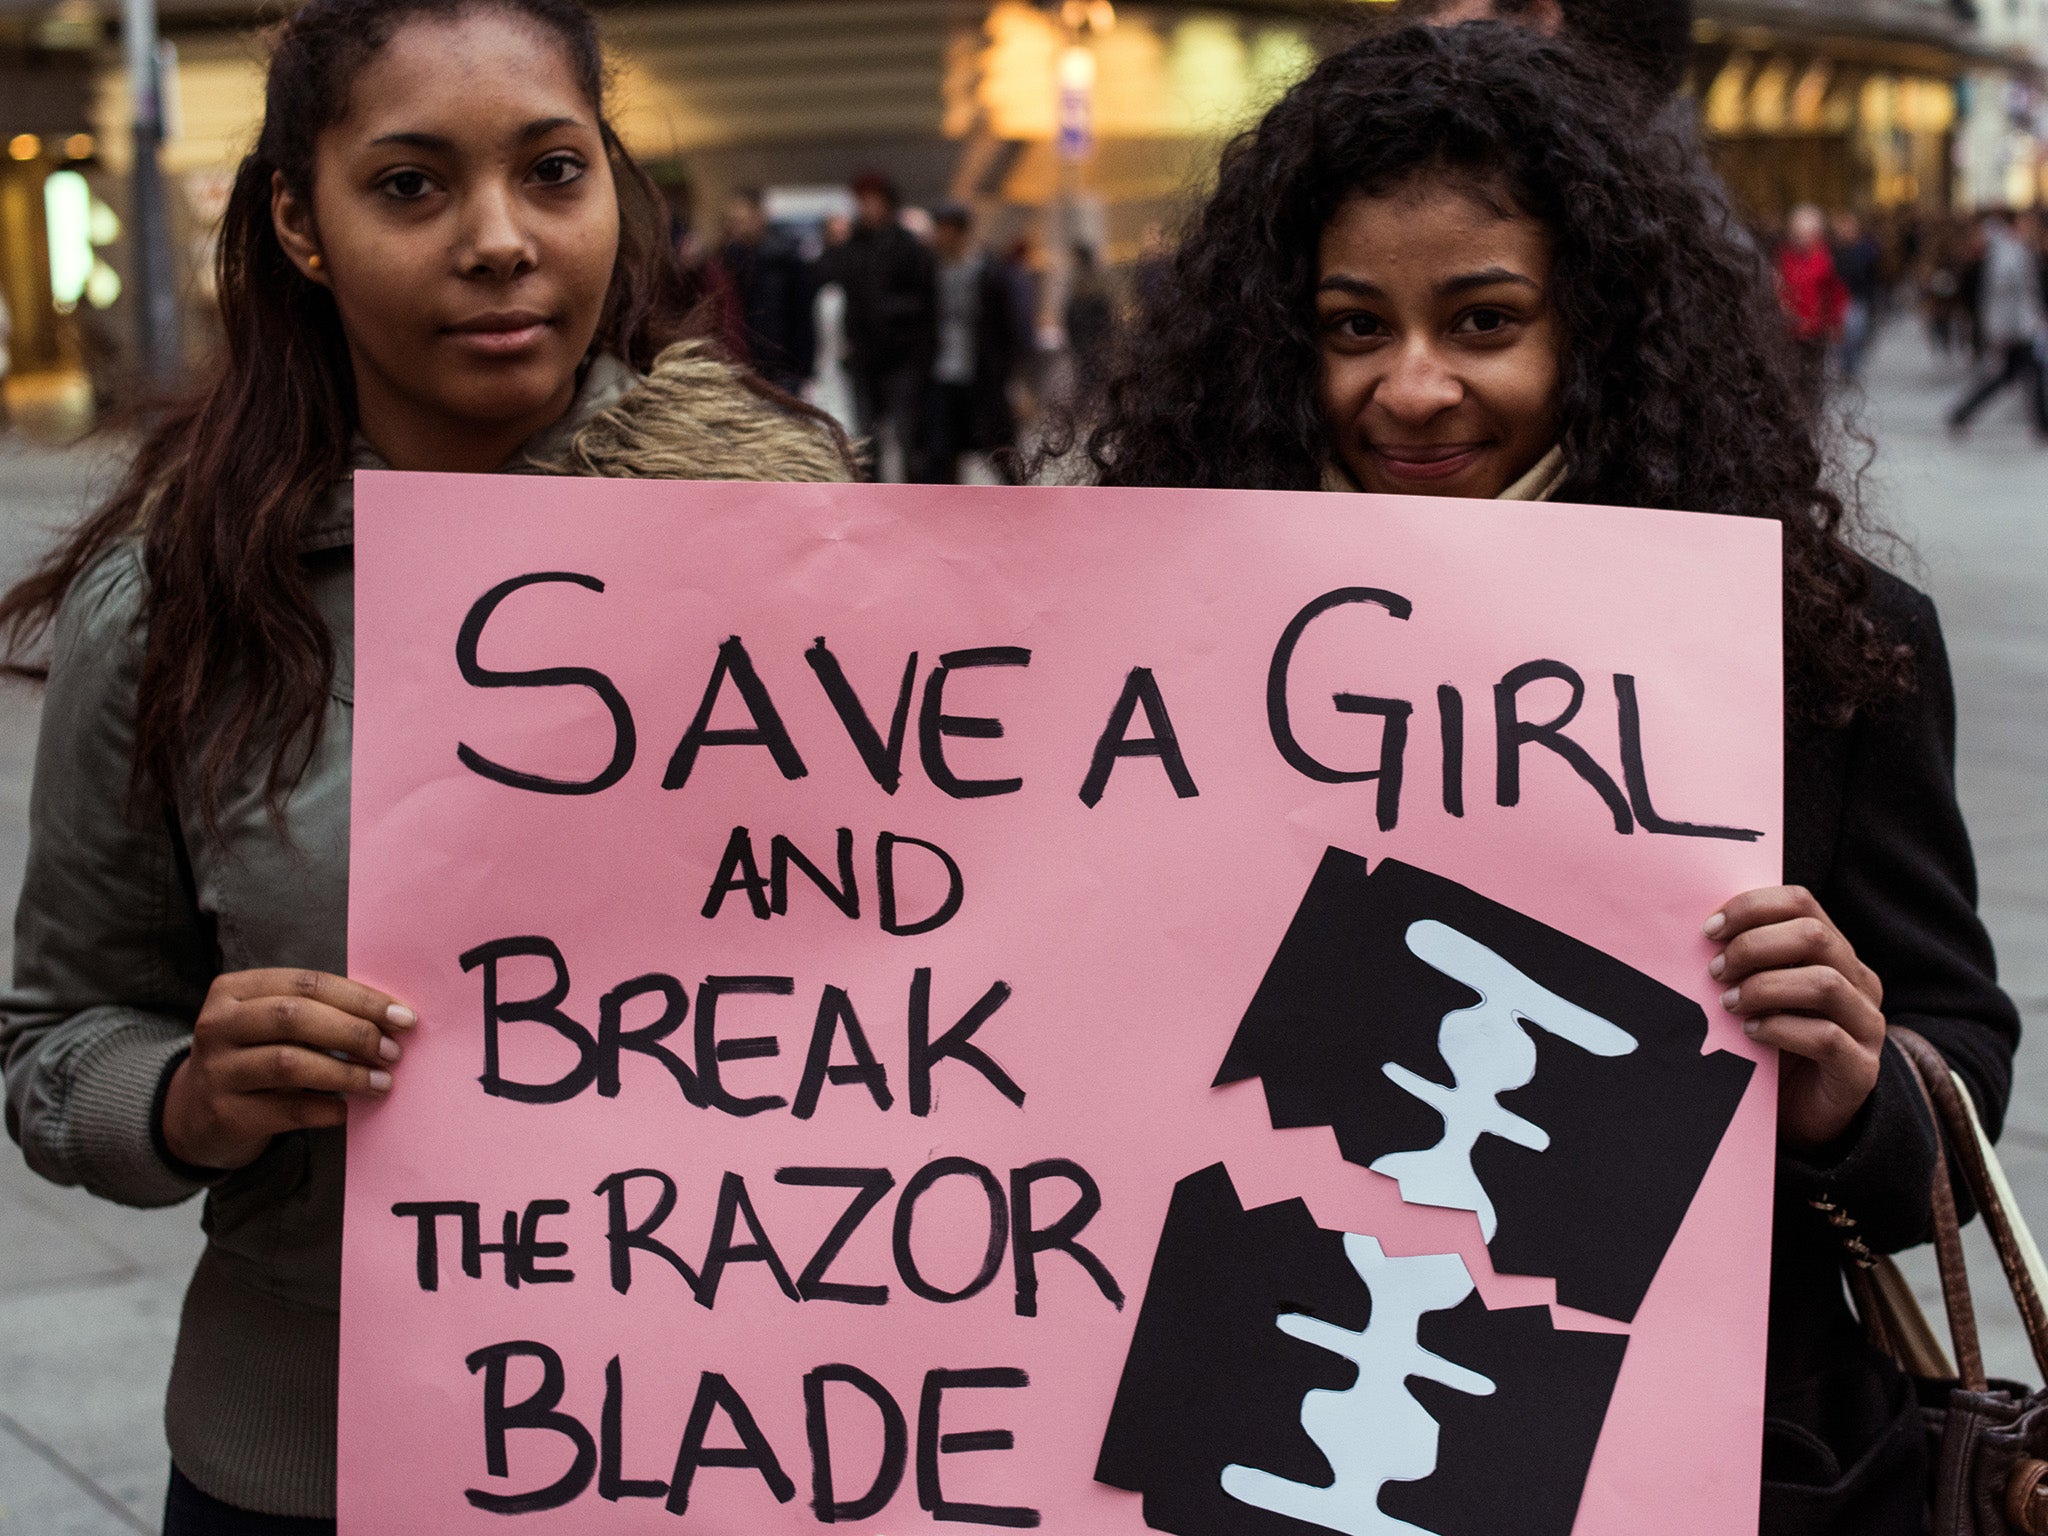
[1369,443,1491,482]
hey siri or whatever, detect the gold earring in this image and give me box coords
[307,253,323,272]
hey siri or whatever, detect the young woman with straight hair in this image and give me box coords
[1076,23,2018,1534]
[0,0,853,1527]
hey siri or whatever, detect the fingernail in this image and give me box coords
[1704,913,1726,937]
[369,1069,393,1092]
[1708,954,1726,979]
[1742,1018,1761,1037]
[387,1005,418,1029]
[378,1036,402,1063]
[1721,986,1741,1011]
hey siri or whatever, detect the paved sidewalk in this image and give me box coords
[0,326,2042,1529]
[0,437,192,1534]
[1861,331,2048,1370]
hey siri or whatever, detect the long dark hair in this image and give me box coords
[1073,23,1905,722]
[0,0,698,821]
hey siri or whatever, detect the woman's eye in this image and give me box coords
[1331,313,1388,342]
[1455,307,1517,336]
[531,153,585,187]
[379,169,433,201]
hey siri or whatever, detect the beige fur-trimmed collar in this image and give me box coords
[1497,446,1567,502]
[540,341,859,484]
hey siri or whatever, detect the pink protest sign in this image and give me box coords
[344,472,1781,1535]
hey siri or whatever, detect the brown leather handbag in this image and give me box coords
[1849,1028,2048,1535]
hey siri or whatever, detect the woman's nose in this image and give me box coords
[1374,341,1464,422]
[460,184,537,278]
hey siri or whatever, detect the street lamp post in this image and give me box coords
[122,0,182,388]
[1048,1,1110,363]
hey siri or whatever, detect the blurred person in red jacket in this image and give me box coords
[1778,204,1848,397]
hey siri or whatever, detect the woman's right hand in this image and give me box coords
[160,969,417,1172]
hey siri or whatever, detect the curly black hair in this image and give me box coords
[1076,23,1905,723]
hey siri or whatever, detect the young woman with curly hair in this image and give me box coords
[0,0,851,1527]
[1081,23,2017,1534]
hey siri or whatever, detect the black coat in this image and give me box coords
[962,259,1022,453]
[822,221,937,378]
[721,232,816,391]
[1763,566,2020,1535]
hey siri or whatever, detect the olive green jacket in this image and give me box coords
[0,345,854,1517]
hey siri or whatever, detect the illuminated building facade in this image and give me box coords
[0,0,2039,396]
[0,0,103,380]
[1693,0,2042,218]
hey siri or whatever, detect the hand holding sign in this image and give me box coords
[163,969,416,1170]
[1707,884,1887,1147]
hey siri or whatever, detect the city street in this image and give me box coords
[0,325,2041,1532]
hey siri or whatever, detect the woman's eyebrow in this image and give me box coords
[368,130,455,151]
[366,117,584,152]
[514,115,582,140]
[1316,268,1538,300]
[1438,267,1540,296]
[1316,274,1384,299]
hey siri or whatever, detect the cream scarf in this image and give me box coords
[1321,444,1567,502]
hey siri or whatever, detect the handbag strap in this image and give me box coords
[1886,1029,1988,1391]
[1893,1027,2048,1384]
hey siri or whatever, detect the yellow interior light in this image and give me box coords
[980,1,1061,141]
[1704,57,1752,137]
[1249,28,1315,109]
[1169,16,1250,130]
[1059,42,1097,93]
[8,133,43,161]
[1789,62,1831,133]
[1747,59,1791,133]
[64,132,95,160]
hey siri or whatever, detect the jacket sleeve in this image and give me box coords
[1,545,217,1207]
[1777,582,2021,1255]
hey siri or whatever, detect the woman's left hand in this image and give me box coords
[1706,886,1886,1149]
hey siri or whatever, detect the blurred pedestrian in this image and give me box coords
[998,236,1040,339]
[922,203,1021,483]
[719,186,815,393]
[1948,209,2047,441]
[1777,205,1847,399]
[820,172,936,480]
[0,2,854,1532]
[1076,29,2018,1534]
[996,235,1043,414]
[1923,219,1966,357]
[1895,210,1923,290]
[806,213,859,436]
[1064,243,1114,400]
[1831,211,1882,384]
[1958,218,1988,361]
[2036,212,2048,319]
